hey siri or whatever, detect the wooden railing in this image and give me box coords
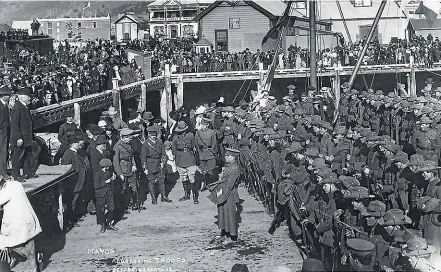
[31,76,165,130]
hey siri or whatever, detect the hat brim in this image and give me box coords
[404,245,436,256]
[175,126,188,132]
[345,193,375,199]
[379,215,412,226]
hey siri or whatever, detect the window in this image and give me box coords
[47,22,53,28]
[144,33,149,39]
[93,22,97,29]
[293,1,306,9]
[78,22,82,28]
[182,25,194,36]
[352,0,372,7]
[56,35,60,40]
[48,29,53,36]
[56,28,60,33]
[57,22,60,27]
[215,29,228,51]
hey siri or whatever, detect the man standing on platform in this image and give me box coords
[54,111,78,165]
[141,126,172,205]
[0,85,11,180]
[208,148,241,243]
[10,86,36,182]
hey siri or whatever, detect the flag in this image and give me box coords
[415,0,441,27]
[261,1,292,52]
[83,1,91,10]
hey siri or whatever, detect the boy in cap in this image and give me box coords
[207,148,241,243]
[95,158,118,233]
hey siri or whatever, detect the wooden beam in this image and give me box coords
[140,83,147,112]
[176,74,184,109]
[410,66,417,97]
[162,64,172,127]
[74,103,81,128]
[112,90,122,118]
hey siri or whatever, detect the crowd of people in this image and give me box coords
[125,33,441,76]
[0,39,143,110]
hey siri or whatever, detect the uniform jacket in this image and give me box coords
[0,180,42,249]
[296,101,314,115]
[219,118,238,148]
[58,122,78,146]
[195,128,217,161]
[113,140,136,176]
[141,137,165,173]
[61,148,87,192]
[10,100,33,147]
[172,132,196,168]
[207,162,239,205]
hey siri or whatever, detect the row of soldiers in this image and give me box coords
[185,82,441,272]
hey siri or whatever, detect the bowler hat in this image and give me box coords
[0,85,11,96]
[417,196,441,213]
[307,86,316,91]
[16,86,32,96]
[142,111,154,121]
[99,158,112,168]
[64,110,74,118]
[297,258,324,272]
[95,135,107,145]
[175,121,188,132]
[231,263,249,272]
[287,85,296,90]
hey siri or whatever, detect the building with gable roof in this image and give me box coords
[193,0,334,53]
[115,13,150,42]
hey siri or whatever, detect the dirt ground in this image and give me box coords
[20,186,303,272]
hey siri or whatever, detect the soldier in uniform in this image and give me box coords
[421,77,434,97]
[141,126,171,204]
[172,121,198,204]
[346,238,375,271]
[196,117,218,192]
[411,116,441,163]
[207,148,241,243]
[54,110,78,165]
[113,128,140,211]
[296,93,314,116]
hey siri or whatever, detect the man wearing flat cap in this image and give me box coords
[207,147,241,243]
[141,126,168,205]
[113,128,141,212]
[10,86,35,181]
[54,110,79,165]
[0,85,11,180]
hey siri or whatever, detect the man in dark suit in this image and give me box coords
[10,86,35,181]
[0,85,11,180]
[61,136,87,228]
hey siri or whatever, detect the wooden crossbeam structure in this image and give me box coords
[170,64,441,83]
[32,76,165,130]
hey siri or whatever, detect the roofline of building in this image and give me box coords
[37,16,110,22]
[114,15,142,25]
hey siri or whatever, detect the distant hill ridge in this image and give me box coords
[0,1,152,25]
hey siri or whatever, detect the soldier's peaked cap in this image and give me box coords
[347,238,374,257]
[225,148,241,157]
[120,128,134,136]
[147,126,158,134]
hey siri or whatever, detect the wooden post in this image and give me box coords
[161,64,172,127]
[176,74,184,109]
[73,102,81,127]
[112,89,122,118]
[258,63,265,94]
[406,73,411,97]
[139,83,147,112]
[332,70,341,125]
[410,66,417,97]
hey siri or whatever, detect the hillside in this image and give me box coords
[0,1,153,25]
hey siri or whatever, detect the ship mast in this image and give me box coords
[309,0,317,88]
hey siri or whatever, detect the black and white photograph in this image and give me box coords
[1,0,441,271]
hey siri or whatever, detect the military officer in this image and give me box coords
[195,117,218,192]
[54,110,79,165]
[113,128,140,211]
[141,126,171,204]
[172,121,199,204]
[411,116,441,163]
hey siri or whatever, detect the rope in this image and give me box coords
[231,51,263,104]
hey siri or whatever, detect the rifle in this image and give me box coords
[268,206,283,235]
